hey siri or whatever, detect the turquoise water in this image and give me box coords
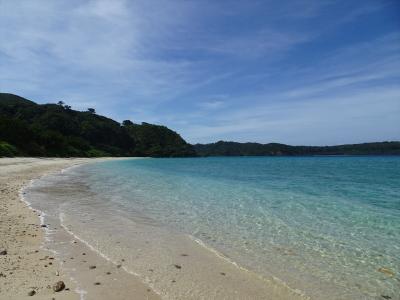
[33,157,400,298]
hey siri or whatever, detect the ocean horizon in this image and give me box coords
[25,156,400,299]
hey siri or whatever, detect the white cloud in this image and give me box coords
[184,86,400,145]
[0,0,398,145]
[176,33,400,144]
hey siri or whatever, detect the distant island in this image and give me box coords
[1,93,399,157]
[194,141,400,156]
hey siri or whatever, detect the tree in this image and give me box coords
[57,101,64,106]
[87,108,96,114]
[122,120,133,126]
[64,105,72,110]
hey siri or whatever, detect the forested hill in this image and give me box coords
[194,141,400,156]
[0,93,195,157]
[1,93,398,158]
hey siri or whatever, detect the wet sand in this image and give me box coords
[1,157,307,300]
[0,157,159,300]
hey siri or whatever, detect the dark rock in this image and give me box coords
[94,282,101,285]
[220,272,226,276]
[106,271,111,275]
[53,281,65,292]
[382,296,392,299]
[28,290,36,296]
[41,224,47,228]
[174,264,182,269]
[89,265,96,269]
[0,250,7,255]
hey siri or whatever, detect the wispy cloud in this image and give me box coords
[0,0,399,144]
[185,86,400,145]
[197,100,226,110]
[176,33,400,144]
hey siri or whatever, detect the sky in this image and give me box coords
[0,0,399,145]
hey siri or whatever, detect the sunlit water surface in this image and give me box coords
[27,157,400,299]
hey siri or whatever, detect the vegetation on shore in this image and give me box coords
[1,93,399,157]
[0,93,195,157]
[194,141,400,156]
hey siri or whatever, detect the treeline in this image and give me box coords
[194,141,400,156]
[0,93,195,157]
[1,93,398,158]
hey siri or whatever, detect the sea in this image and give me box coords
[24,156,400,299]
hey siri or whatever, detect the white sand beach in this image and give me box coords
[0,158,160,300]
[0,157,306,300]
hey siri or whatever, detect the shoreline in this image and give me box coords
[1,157,307,300]
[0,157,160,300]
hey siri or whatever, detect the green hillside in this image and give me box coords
[1,93,398,158]
[0,93,195,157]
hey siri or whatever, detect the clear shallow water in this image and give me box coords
[28,157,400,299]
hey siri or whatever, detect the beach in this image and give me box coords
[0,157,307,300]
[0,158,160,300]
[2,157,398,299]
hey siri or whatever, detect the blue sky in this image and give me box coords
[0,0,399,145]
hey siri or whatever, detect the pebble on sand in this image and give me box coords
[53,280,66,292]
[0,250,7,255]
[89,265,96,269]
[28,290,36,296]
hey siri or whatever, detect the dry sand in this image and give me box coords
[0,157,160,300]
[0,157,307,300]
